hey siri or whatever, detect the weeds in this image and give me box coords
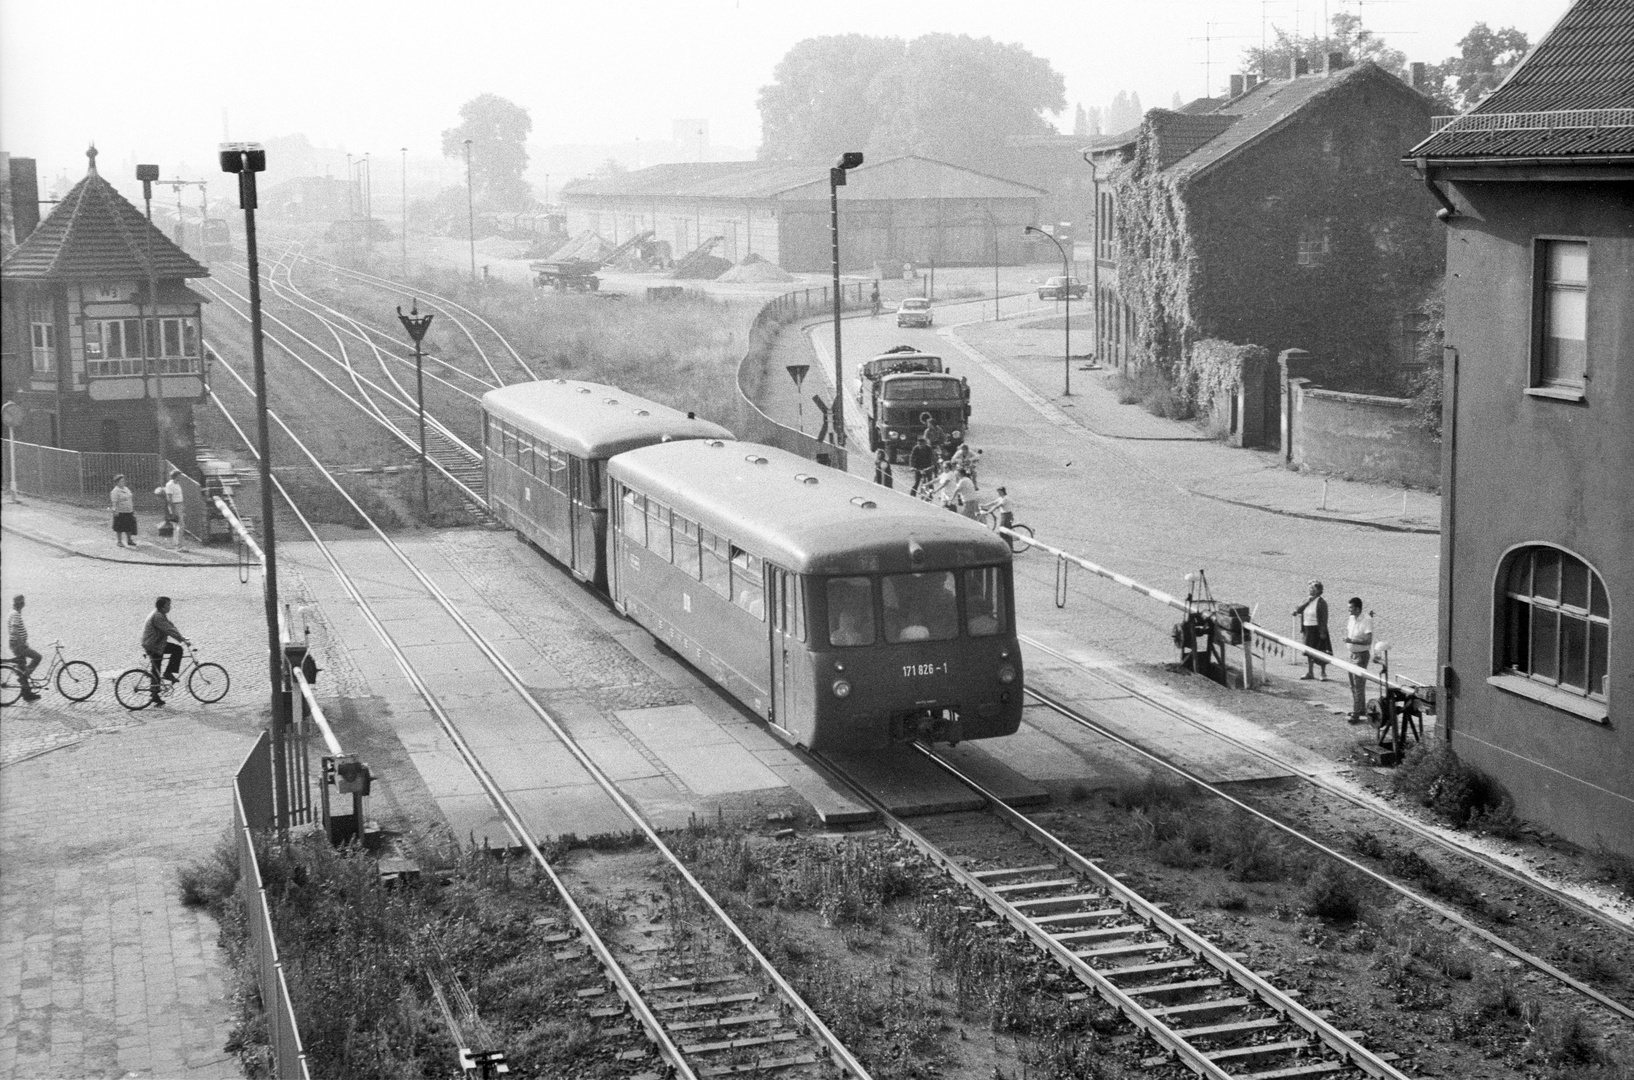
[1102,367,1194,419]
[177,828,242,918]
[1300,864,1361,921]
[1391,742,1511,828]
[1594,846,1634,901]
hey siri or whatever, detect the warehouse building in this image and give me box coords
[558,155,1045,273]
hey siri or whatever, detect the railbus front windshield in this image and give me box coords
[883,378,963,401]
[824,568,1008,648]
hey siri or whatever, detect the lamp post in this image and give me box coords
[828,151,863,448]
[220,141,289,825]
[137,164,163,459]
[463,139,476,283]
[982,210,1000,322]
[1082,151,1105,370]
[1025,224,1072,396]
[397,302,434,514]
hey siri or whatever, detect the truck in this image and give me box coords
[857,346,971,463]
[530,259,602,292]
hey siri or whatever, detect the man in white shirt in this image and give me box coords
[1344,597,1374,722]
[157,470,185,548]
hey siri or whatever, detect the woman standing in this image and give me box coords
[1292,580,1330,680]
[110,475,137,547]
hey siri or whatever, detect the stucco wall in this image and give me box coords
[1438,178,1634,856]
[1287,381,1440,488]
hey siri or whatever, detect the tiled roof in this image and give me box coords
[1149,113,1239,169]
[561,161,823,200]
[2,149,208,282]
[1408,0,1634,159]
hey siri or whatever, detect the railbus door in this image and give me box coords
[768,567,793,729]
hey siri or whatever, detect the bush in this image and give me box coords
[1391,742,1509,828]
[1300,863,1361,921]
[177,829,242,918]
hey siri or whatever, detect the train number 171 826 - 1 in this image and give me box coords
[902,662,948,677]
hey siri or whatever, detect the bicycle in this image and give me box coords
[0,641,99,705]
[978,505,1034,553]
[114,646,230,710]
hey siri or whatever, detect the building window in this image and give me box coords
[85,317,201,377]
[28,300,56,375]
[1296,219,1331,267]
[1534,239,1587,390]
[1499,546,1609,703]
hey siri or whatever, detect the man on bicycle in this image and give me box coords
[142,596,191,706]
[908,436,938,497]
[9,595,42,702]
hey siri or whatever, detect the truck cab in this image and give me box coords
[858,348,971,462]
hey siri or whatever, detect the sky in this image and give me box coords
[1,0,1564,200]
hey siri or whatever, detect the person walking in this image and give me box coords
[156,469,185,548]
[872,449,894,489]
[1343,597,1375,722]
[109,475,137,547]
[141,596,190,706]
[8,595,42,702]
[984,486,1014,530]
[920,412,947,457]
[869,281,881,318]
[908,436,937,496]
[1292,580,1331,680]
[951,470,979,519]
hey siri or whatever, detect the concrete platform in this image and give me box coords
[823,743,1047,817]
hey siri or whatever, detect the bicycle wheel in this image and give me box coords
[114,668,157,710]
[1006,524,1034,554]
[0,666,21,705]
[188,663,230,703]
[978,509,997,531]
[56,660,99,702]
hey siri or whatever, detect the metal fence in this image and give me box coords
[234,731,311,1080]
[1,439,166,510]
[733,281,867,471]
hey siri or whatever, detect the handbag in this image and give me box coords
[158,520,175,538]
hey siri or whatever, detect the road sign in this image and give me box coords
[785,364,809,390]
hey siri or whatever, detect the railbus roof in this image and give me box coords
[482,379,734,458]
[609,440,1008,576]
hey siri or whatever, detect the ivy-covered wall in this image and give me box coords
[1113,67,1444,401]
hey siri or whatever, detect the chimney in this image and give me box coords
[1293,56,1310,78]
[1245,74,1261,91]
[1325,52,1347,75]
[7,156,40,242]
[1230,74,1245,98]
[1409,62,1427,90]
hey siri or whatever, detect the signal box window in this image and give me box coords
[1499,546,1609,703]
[965,568,1007,637]
[1534,240,1588,392]
[883,571,958,644]
[826,577,875,647]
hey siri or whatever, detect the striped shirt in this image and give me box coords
[7,610,26,651]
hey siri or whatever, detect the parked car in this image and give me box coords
[1037,276,1087,300]
[896,297,934,327]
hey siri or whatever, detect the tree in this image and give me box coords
[1073,103,1089,138]
[1421,23,1531,113]
[756,33,1064,169]
[1241,12,1406,80]
[1105,91,1144,134]
[441,94,535,211]
[756,35,905,161]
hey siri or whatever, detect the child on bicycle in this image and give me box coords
[9,595,42,702]
[983,487,1014,530]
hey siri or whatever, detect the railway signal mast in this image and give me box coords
[397,303,435,513]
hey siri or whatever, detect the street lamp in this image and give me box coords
[1025,224,1073,396]
[829,151,863,449]
[220,140,289,822]
[397,302,434,514]
[463,138,476,283]
[1081,151,1105,371]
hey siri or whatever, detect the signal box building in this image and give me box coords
[1405,0,1634,854]
[559,155,1044,272]
[0,148,209,461]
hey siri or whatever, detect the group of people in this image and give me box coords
[7,593,191,706]
[108,471,187,548]
[868,413,1012,528]
[1292,580,1377,723]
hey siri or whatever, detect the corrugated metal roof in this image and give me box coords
[1409,0,1634,158]
[2,149,209,282]
[561,155,1046,202]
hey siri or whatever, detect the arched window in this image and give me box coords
[1499,546,1609,702]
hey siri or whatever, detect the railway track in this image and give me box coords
[1015,637,1634,1028]
[204,349,868,1079]
[818,745,1407,1079]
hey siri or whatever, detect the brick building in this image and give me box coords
[1405,0,1634,854]
[1,148,209,462]
[1085,61,1442,386]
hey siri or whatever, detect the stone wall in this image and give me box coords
[1287,378,1439,489]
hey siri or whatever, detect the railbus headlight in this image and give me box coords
[832,679,852,699]
[997,664,1016,685]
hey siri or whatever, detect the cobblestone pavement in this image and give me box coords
[1,531,269,1079]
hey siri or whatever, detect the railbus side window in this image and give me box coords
[826,576,876,647]
[621,488,646,546]
[964,567,1007,637]
[700,529,732,598]
[791,576,807,641]
[646,499,672,561]
[731,548,765,620]
[882,571,959,643]
[673,514,701,579]
[519,433,535,473]
[550,447,570,492]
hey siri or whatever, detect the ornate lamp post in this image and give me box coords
[828,151,863,448]
[397,302,435,514]
[1025,224,1073,396]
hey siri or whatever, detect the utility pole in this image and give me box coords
[464,139,476,283]
[400,147,408,276]
[137,164,164,461]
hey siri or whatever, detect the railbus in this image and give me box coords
[481,380,733,588]
[606,440,1022,751]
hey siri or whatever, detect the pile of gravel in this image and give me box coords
[715,253,795,283]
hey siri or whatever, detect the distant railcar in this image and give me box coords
[606,440,1022,750]
[481,380,732,588]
